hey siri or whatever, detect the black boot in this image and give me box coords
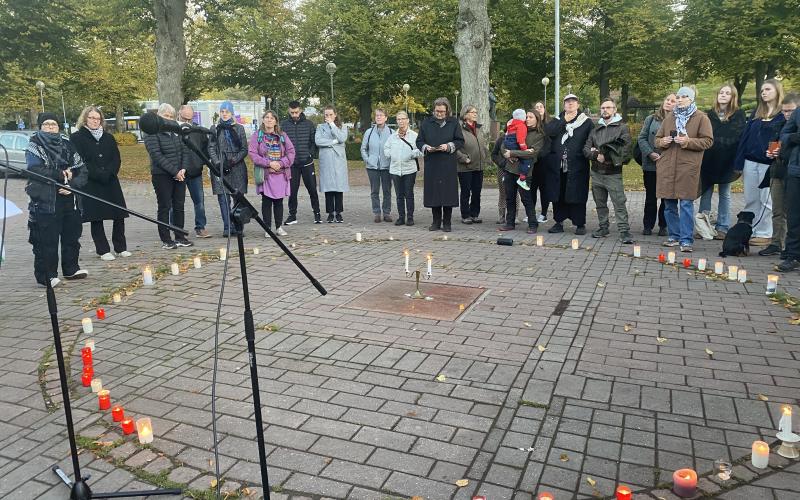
[429,208,442,231]
[442,207,452,232]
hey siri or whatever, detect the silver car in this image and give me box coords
[0,130,36,177]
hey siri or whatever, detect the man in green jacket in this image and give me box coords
[583,98,634,243]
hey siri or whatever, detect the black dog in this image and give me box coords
[719,211,755,257]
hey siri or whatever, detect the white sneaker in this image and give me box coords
[100,252,116,261]
[64,269,88,280]
[276,227,288,236]
[537,214,547,223]
[50,277,61,288]
[117,251,132,257]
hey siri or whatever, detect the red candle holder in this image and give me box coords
[121,418,134,435]
[81,371,92,387]
[111,405,124,422]
[616,485,632,500]
[98,389,111,410]
[81,347,93,366]
[658,252,666,263]
[96,308,106,320]
[682,258,691,268]
[538,493,554,500]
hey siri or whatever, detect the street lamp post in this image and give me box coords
[454,90,459,116]
[541,77,550,112]
[554,0,560,116]
[326,62,337,106]
[267,97,272,110]
[402,83,410,116]
[36,81,45,112]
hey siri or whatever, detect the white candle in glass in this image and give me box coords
[142,266,154,285]
[219,248,226,261]
[170,263,179,276]
[136,417,154,444]
[81,318,93,334]
[779,405,793,434]
[633,245,641,258]
[697,258,707,271]
[253,247,259,255]
[766,274,779,295]
[728,265,738,281]
[751,440,769,468]
[714,261,724,274]
[571,239,579,250]
[536,235,544,247]
[90,378,103,393]
[355,232,362,242]
[667,251,675,264]
[112,292,121,303]
[738,269,747,283]
[193,256,202,268]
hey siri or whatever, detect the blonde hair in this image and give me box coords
[76,106,104,130]
[258,110,281,135]
[157,103,176,118]
[755,79,784,120]
[654,93,677,121]
[713,84,739,121]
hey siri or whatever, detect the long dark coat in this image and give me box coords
[550,113,592,205]
[69,127,128,222]
[416,116,465,207]
[534,121,559,204]
[208,122,249,195]
[700,109,745,191]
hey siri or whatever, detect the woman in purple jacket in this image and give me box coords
[249,110,296,236]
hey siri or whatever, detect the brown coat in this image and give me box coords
[654,111,714,200]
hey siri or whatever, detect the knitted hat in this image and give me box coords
[563,93,578,102]
[512,108,526,121]
[676,86,696,101]
[219,101,235,114]
[37,112,59,129]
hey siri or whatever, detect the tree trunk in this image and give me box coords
[733,74,747,106]
[620,83,629,122]
[598,60,610,102]
[754,61,767,98]
[358,94,372,133]
[454,0,492,141]
[766,63,776,79]
[153,0,186,109]
[115,103,124,133]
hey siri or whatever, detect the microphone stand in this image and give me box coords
[3,163,184,499]
[181,131,327,500]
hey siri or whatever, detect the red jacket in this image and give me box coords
[505,118,528,149]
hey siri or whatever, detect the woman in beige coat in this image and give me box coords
[654,86,714,252]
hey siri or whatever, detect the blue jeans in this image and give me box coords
[185,175,207,231]
[698,183,731,231]
[664,199,694,245]
[218,194,232,232]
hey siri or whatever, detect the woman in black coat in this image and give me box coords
[209,101,249,237]
[70,106,129,260]
[534,100,560,222]
[548,95,593,235]
[416,97,465,232]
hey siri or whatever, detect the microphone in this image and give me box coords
[140,112,210,135]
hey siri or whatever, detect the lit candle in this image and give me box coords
[571,238,579,250]
[323,239,329,244]
[426,254,432,277]
[111,405,124,422]
[96,308,106,320]
[193,256,202,268]
[536,235,544,247]
[404,250,410,274]
[142,266,154,285]
[667,251,675,264]
[81,369,92,387]
[112,292,121,303]
[253,247,259,255]
[682,258,691,269]
[136,417,153,444]
[658,252,666,263]
[355,232,362,242]
[91,378,103,393]
[633,245,641,258]
[84,338,95,352]
[697,258,707,271]
[738,269,747,283]
[714,261,724,274]
[81,318,93,334]
[170,262,179,275]
[389,236,394,241]
[779,405,793,434]
[81,347,93,367]
[121,418,135,435]
[219,248,226,261]
[616,485,632,500]
[98,389,111,410]
[443,235,448,241]
[728,265,738,281]
[537,493,554,500]
[766,274,779,295]
[751,440,769,468]
[672,469,697,498]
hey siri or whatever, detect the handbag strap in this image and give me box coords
[398,136,420,170]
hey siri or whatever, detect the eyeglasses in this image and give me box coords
[86,116,102,121]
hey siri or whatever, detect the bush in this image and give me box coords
[345,142,363,161]
[113,132,138,146]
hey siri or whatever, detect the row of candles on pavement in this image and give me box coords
[80,335,153,444]
[140,248,261,286]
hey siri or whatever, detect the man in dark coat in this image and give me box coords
[281,100,321,224]
[416,97,465,232]
[209,101,249,236]
[178,105,211,238]
[548,94,593,235]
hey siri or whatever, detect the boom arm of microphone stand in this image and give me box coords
[182,135,327,296]
[5,163,188,236]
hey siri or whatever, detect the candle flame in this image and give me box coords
[404,249,409,256]
[682,473,691,480]
[426,254,432,261]
[783,405,792,416]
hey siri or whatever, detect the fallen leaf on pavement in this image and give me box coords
[624,324,633,332]
[757,394,769,401]
[705,348,714,356]
[92,441,115,447]
[524,322,531,327]
[560,453,569,462]
[455,479,469,487]
[210,479,218,488]
[586,477,596,487]
[435,374,446,382]
[537,345,548,352]
[597,281,606,287]
[656,336,668,343]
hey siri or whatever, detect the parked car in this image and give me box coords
[0,130,36,177]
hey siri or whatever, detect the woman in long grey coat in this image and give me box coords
[209,101,249,236]
[315,105,349,223]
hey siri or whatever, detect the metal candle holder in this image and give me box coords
[406,269,431,299]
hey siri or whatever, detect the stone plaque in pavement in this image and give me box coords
[342,279,485,321]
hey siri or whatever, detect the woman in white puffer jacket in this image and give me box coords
[384,111,423,226]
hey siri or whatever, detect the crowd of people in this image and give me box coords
[23,83,800,286]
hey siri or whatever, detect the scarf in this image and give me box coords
[598,114,622,127]
[674,103,697,135]
[35,131,69,169]
[465,121,477,136]
[561,113,589,144]
[86,126,103,141]
[218,119,241,150]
